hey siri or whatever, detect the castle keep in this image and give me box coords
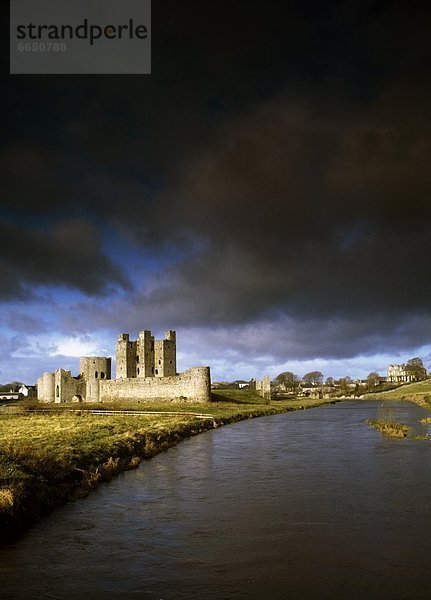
[37,329,211,404]
[116,330,176,379]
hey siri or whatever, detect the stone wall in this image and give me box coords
[99,367,211,403]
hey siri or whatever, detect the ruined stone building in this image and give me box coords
[249,376,271,401]
[37,330,211,404]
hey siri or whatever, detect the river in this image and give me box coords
[1,400,431,599]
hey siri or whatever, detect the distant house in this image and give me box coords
[387,364,418,383]
[18,384,37,398]
[234,380,249,389]
[0,384,36,401]
[0,391,24,401]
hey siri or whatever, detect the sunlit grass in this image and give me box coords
[0,488,14,510]
[379,380,431,397]
[364,379,431,411]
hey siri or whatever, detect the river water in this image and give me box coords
[1,400,431,600]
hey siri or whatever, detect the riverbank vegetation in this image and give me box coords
[366,418,410,438]
[364,386,431,439]
[0,391,333,542]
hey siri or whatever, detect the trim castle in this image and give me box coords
[37,329,211,404]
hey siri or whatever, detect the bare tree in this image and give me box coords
[0,381,24,392]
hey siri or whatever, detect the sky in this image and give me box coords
[1,0,431,384]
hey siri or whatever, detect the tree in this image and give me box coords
[405,357,426,381]
[275,371,299,391]
[302,371,323,385]
[337,376,353,395]
[366,372,380,390]
[325,377,335,386]
[0,381,24,392]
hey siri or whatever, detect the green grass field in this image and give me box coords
[376,380,431,396]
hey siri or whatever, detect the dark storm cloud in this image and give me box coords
[2,1,402,218]
[0,141,66,214]
[1,1,431,361]
[0,219,129,298]
[178,313,431,364]
[138,84,431,324]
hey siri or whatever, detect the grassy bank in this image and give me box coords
[365,380,431,410]
[0,391,333,542]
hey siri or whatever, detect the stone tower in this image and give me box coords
[154,330,177,377]
[116,333,137,379]
[80,357,112,403]
[38,371,55,403]
[115,329,176,379]
[136,330,155,378]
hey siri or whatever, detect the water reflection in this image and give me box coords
[1,400,431,599]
